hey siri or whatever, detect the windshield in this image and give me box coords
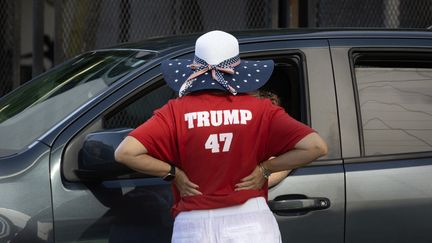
[0,49,157,157]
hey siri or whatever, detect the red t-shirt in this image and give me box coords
[129,92,314,217]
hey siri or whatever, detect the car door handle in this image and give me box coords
[268,196,330,214]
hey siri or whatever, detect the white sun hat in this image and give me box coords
[161,30,274,97]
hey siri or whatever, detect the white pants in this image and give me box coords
[172,197,282,243]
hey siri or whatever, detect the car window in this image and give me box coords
[0,49,157,157]
[104,84,176,129]
[353,52,432,156]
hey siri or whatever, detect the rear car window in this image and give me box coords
[353,51,432,156]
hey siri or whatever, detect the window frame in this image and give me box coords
[241,50,310,124]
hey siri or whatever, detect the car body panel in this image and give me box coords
[269,164,345,243]
[330,38,432,243]
[0,142,53,242]
[267,39,344,243]
[344,157,432,243]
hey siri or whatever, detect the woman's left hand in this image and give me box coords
[235,165,266,191]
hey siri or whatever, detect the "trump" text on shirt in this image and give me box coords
[184,109,252,129]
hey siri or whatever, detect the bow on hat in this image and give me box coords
[179,55,240,97]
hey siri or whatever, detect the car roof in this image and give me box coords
[109,28,432,53]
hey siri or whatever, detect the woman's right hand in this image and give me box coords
[234,165,267,191]
[174,168,202,197]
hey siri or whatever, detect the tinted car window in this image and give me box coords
[354,52,432,156]
[104,84,176,129]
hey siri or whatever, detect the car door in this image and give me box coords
[330,37,432,243]
[247,39,344,243]
[49,64,179,243]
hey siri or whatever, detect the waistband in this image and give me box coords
[176,197,269,219]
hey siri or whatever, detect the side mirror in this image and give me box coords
[76,128,136,181]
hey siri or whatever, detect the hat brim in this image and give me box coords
[161,59,274,95]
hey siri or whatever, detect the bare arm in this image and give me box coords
[115,136,202,196]
[235,132,327,190]
[268,170,291,187]
[262,132,328,173]
[115,136,172,177]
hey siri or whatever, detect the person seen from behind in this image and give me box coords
[115,30,328,243]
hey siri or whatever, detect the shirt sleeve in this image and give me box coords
[128,102,178,164]
[265,105,315,158]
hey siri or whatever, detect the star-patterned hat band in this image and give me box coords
[161,30,274,96]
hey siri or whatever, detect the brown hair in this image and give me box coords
[250,90,280,106]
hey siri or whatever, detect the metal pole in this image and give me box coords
[290,0,299,27]
[54,0,64,65]
[298,0,308,27]
[32,0,44,77]
[278,0,290,28]
[13,0,21,89]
